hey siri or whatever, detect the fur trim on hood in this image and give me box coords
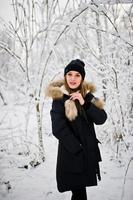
[45,79,104,121]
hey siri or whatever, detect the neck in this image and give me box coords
[69,88,80,94]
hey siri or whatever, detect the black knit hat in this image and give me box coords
[64,59,85,80]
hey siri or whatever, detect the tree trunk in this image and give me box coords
[35,99,45,162]
[95,12,107,100]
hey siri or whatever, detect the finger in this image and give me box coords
[73,97,80,101]
[70,94,77,99]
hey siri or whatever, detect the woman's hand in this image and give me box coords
[70,92,85,105]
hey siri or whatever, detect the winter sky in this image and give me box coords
[0,0,132,24]
[0,0,14,23]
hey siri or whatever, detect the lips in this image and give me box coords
[69,82,76,85]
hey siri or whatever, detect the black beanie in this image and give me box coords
[64,59,85,80]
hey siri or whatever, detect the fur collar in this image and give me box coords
[45,79,104,121]
[45,79,96,99]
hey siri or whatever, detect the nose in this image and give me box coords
[70,75,76,81]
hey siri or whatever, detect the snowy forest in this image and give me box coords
[0,0,133,200]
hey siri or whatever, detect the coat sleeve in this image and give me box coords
[50,99,83,154]
[83,93,107,125]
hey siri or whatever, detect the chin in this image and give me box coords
[69,85,77,89]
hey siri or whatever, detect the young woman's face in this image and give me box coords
[66,71,82,89]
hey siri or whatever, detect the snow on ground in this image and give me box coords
[0,101,133,200]
[0,134,133,200]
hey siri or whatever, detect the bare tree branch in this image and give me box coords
[0,42,25,72]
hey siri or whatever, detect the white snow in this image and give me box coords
[0,133,133,200]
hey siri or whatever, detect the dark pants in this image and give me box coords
[71,188,87,200]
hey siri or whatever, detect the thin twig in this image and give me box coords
[121,157,133,200]
[0,42,25,72]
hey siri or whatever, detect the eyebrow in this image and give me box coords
[67,71,80,75]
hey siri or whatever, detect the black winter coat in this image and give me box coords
[46,80,107,192]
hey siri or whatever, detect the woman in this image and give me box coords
[45,59,107,200]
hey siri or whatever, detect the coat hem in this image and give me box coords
[58,182,98,193]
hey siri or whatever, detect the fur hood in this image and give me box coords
[45,79,104,121]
